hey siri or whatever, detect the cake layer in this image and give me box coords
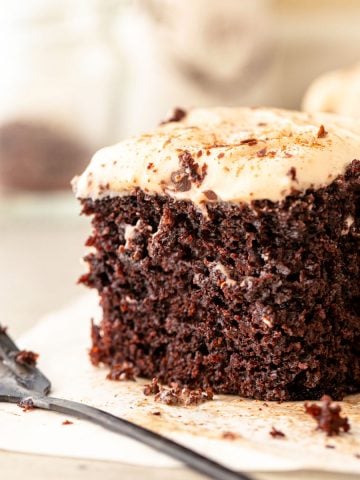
[80,161,360,401]
[73,107,360,204]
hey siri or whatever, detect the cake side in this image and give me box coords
[79,160,360,401]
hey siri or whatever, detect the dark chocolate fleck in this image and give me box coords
[317,125,328,138]
[256,147,267,157]
[203,190,218,201]
[269,427,286,438]
[160,107,187,124]
[287,167,298,182]
[240,138,258,146]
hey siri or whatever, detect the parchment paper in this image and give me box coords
[0,293,359,474]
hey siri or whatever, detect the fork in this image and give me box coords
[0,325,252,480]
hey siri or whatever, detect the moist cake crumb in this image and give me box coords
[152,383,213,406]
[305,395,351,436]
[143,378,160,396]
[106,361,137,381]
[18,397,35,412]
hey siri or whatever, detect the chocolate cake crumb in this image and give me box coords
[160,107,187,124]
[222,431,239,440]
[151,411,161,416]
[317,124,328,138]
[62,420,73,425]
[287,167,298,182]
[18,397,35,412]
[269,427,286,438]
[325,445,335,449]
[305,395,351,436]
[15,350,39,367]
[155,386,181,406]
[106,361,137,381]
[154,384,213,407]
[355,454,360,459]
[143,378,160,396]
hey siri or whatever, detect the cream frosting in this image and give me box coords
[73,107,360,204]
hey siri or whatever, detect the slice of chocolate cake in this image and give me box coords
[73,107,360,401]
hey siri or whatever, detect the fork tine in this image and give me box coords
[0,324,51,395]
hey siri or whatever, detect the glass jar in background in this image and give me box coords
[0,0,123,192]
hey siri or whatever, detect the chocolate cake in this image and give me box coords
[73,107,360,401]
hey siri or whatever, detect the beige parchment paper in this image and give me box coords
[0,293,359,474]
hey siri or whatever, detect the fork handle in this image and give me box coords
[22,395,251,480]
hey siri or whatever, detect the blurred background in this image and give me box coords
[1,0,360,335]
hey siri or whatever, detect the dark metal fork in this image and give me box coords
[0,325,252,480]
